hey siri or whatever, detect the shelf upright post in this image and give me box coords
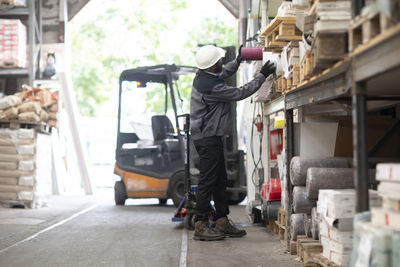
[284,107,294,250]
[352,81,369,212]
[352,0,365,17]
[28,0,35,86]
[36,0,42,80]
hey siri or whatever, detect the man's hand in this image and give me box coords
[236,45,243,64]
[260,60,276,78]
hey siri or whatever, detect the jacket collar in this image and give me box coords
[193,71,223,94]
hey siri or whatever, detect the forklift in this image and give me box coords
[114,47,247,207]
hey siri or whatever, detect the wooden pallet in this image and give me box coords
[0,57,25,69]
[310,32,348,75]
[0,120,52,134]
[0,199,33,209]
[285,64,301,93]
[349,10,396,52]
[302,243,323,267]
[275,74,286,93]
[277,207,286,225]
[310,253,340,267]
[290,240,297,255]
[262,17,302,52]
[278,223,286,240]
[0,0,26,6]
[268,220,280,234]
[300,50,311,82]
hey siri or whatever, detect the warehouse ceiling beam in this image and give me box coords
[218,0,239,18]
[67,0,90,21]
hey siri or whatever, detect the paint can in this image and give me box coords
[241,46,263,61]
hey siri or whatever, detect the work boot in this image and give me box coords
[193,221,225,241]
[215,217,247,238]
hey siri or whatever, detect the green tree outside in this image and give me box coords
[70,0,237,117]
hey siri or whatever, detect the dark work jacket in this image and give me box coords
[190,59,266,140]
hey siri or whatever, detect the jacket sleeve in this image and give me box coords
[218,59,239,81]
[204,73,266,102]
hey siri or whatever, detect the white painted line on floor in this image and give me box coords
[179,229,188,267]
[0,201,104,254]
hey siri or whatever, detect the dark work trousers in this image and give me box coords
[193,136,229,222]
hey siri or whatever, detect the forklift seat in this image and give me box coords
[151,115,174,141]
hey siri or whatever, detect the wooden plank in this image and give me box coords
[297,237,316,260]
[261,17,297,36]
[290,240,297,255]
[276,35,303,41]
[349,11,397,52]
[311,253,341,267]
[302,242,323,266]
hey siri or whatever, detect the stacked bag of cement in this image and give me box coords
[351,163,400,267]
[0,85,58,127]
[0,128,52,208]
[289,156,350,241]
[318,189,381,266]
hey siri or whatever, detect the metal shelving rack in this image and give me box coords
[0,0,42,86]
[262,10,400,251]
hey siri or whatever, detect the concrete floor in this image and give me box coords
[0,194,302,267]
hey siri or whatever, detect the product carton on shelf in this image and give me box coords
[0,19,27,68]
[376,163,400,182]
[318,189,381,219]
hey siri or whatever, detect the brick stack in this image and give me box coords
[0,19,26,68]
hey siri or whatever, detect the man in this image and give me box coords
[190,45,276,241]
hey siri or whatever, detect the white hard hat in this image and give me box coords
[195,45,226,70]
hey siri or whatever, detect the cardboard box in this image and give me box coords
[371,208,400,230]
[376,163,400,182]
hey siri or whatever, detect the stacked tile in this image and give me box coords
[313,1,351,35]
[372,163,400,230]
[0,128,51,208]
[369,163,400,266]
[318,189,381,266]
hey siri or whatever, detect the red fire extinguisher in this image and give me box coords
[254,114,263,133]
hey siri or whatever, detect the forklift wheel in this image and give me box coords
[184,213,195,230]
[115,181,127,205]
[171,171,185,207]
